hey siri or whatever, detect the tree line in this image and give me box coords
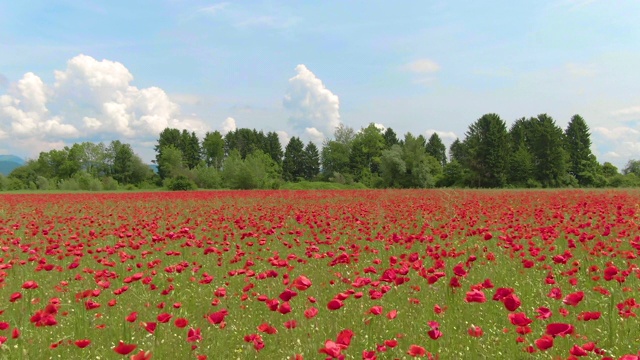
[2,113,640,191]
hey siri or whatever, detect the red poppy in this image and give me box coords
[546,323,575,337]
[407,344,427,357]
[563,291,585,306]
[207,309,228,325]
[113,341,137,355]
[465,289,486,303]
[327,299,344,310]
[174,318,188,328]
[157,313,172,323]
[187,328,202,342]
[468,325,483,337]
[130,350,153,360]
[508,312,532,327]
[535,335,554,350]
[292,275,312,291]
[74,339,91,348]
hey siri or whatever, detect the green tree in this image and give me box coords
[157,145,187,180]
[565,114,597,186]
[528,114,569,187]
[264,131,284,166]
[155,128,182,179]
[321,140,351,179]
[349,123,386,180]
[508,119,534,186]
[383,127,400,149]
[282,137,305,181]
[379,144,406,188]
[601,162,618,178]
[181,130,202,169]
[202,131,225,170]
[302,142,320,180]
[462,113,509,187]
[623,159,640,177]
[425,133,447,168]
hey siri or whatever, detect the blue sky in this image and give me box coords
[1,0,639,169]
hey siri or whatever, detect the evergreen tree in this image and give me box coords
[462,113,509,187]
[565,114,597,186]
[383,127,400,149]
[264,131,284,165]
[282,137,306,181]
[302,142,320,180]
[508,119,535,186]
[181,130,202,169]
[528,114,569,187]
[425,133,447,168]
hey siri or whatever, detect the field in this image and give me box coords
[0,190,639,360]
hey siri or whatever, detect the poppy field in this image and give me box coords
[0,189,639,359]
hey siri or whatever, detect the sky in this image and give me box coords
[1,0,639,169]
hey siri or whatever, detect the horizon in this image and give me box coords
[1,1,639,169]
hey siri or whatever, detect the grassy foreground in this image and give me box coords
[0,190,638,359]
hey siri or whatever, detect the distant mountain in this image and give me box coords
[0,155,24,165]
[0,161,21,176]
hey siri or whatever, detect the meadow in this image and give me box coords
[0,189,638,359]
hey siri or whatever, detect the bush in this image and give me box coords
[166,175,197,191]
[58,179,81,191]
[101,177,119,191]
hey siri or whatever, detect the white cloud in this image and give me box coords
[276,130,290,148]
[425,129,458,142]
[283,64,341,140]
[612,106,640,117]
[374,123,386,132]
[403,59,441,74]
[221,117,236,134]
[0,54,208,159]
[304,127,325,145]
[593,126,640,165]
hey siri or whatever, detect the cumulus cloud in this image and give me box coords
[221,117,236,134]
[593,126,640,166]
[373,123,386,132]
[0,54,208,158]
[425,129,458,142]
[276,130,290,148]
[304,127,325,145]
[283,64,340,142]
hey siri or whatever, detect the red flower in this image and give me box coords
[126,312,138,323]
[327,299,344,310]
[74,339,91,348]
[142,322,156,334]
[157,313,172,323]
[563,291,585,306]
[467,325,483,337]
[257,322,277,334]
[130,350,153,360]
[536,307,552,319]
[465,289,486,303]
[569,345,588,356]
[407,344,427,357]
[187,328,202,342]
[283,320,297,329]
[535,335,554,351]
[502,293,521,312]
[304,307,318,319]
[508,312,532,327]
[174,318,188,328]
[546,323,575,337]
[292,275,312,291]
[336,329,354,347]
[207,309,228,325]
[427,321,442,340]
[114,341,137,355]
[21,281,38,289]
[387,309,398,319]
[318,340,346,358]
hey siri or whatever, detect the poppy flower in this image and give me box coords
[407,344,427,357]
[157,313,172,323]
[570,345,588,356]
[468,325,483,337]
[187,328,202,342]
[327,299,344,310]
[546,323,575,337]
[535,335,554,351]
[74,339,91,348]
[563,291,585,306]
[174,318,188,328]
[113,341,137,355]
[502,293,521,312]
[126,312,138,323]
[130,350,153,360]
[207,309,228,325]
[336,329,354,347]
[508,312,532,327]
[465,289,486,303]
[292,275,312,291]
[318,340,346,358]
